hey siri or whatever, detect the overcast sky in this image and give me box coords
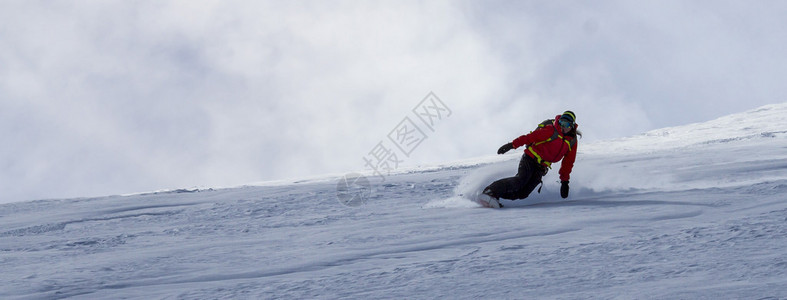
[2,1,786,203]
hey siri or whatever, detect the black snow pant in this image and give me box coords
[484,154,546,200]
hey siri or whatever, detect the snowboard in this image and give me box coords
[469,190,503,208]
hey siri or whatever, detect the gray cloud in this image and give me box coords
[1,1,786,203]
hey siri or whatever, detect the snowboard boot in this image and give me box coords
[480,188,503,208]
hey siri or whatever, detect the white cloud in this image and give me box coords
[0,1,510,202]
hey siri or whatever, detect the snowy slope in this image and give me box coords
[2,103,787,299]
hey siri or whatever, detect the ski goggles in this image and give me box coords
[559,119,573,128]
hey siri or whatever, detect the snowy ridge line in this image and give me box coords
[122,188,212,196]
[108,157,507,201]
[117,188,216,198]
[45,226,581,298]
[582,102,787,153]
[114,156,514,201]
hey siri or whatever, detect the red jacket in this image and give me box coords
[510,116,578,182]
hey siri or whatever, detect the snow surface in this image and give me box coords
[2,103,787,299]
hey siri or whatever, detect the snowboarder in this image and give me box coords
[479,111,580,208]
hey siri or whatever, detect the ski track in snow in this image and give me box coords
[1,103,787,299]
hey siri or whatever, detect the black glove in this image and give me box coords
[497,143,514,155]
[560,181,570,198]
